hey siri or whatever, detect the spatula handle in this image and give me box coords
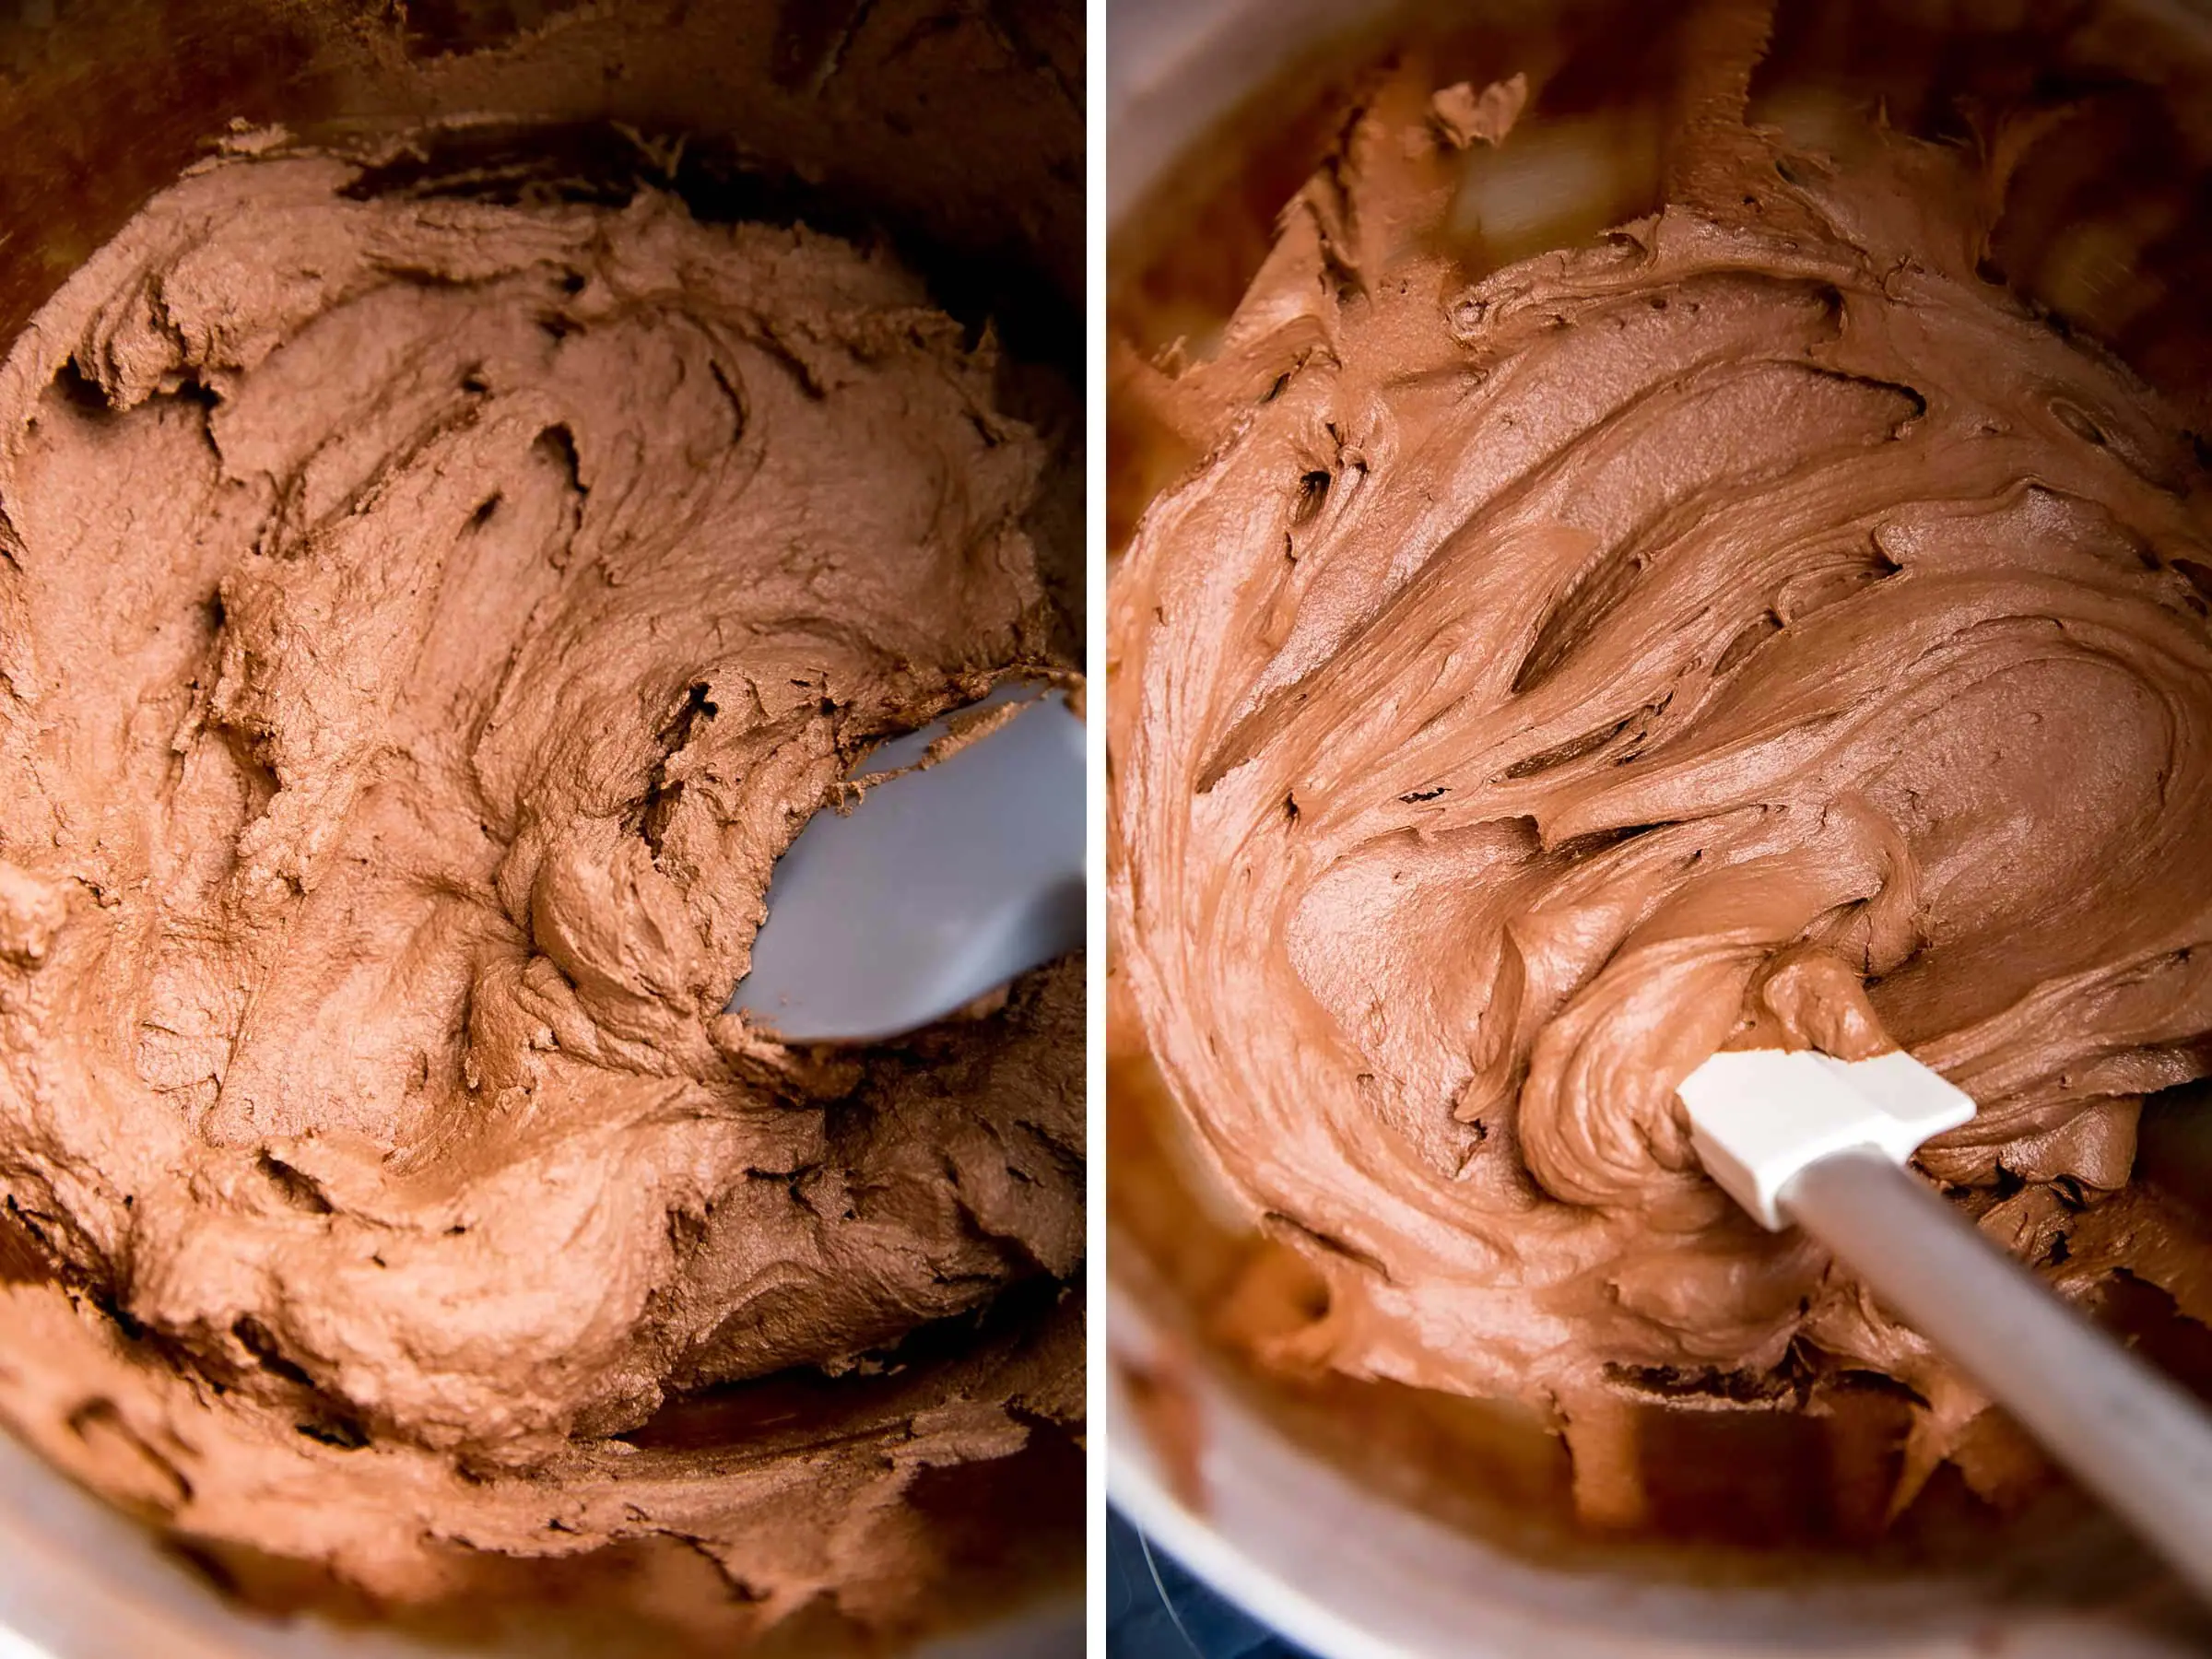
[1781,1148,2212,1604]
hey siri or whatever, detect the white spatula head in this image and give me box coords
[727,683,1085,1044]
[1677,1048,1976,1228]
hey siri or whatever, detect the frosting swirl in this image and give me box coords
[1110,67,2212,1474]
[0,145,1081,1633]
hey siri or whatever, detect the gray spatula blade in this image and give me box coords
[728,685,1085,1043]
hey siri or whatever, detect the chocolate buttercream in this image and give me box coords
[1110,52,2212,1515]
[0,140,1080,1638]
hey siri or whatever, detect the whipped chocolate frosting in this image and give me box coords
[1110,52,2212,1510]
[0,143,1080,1634]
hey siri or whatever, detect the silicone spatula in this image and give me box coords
[726,682,1085,1043]
[1677,1046,2212,1603]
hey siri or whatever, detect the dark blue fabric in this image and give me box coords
[1107,1508,1316,1659]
